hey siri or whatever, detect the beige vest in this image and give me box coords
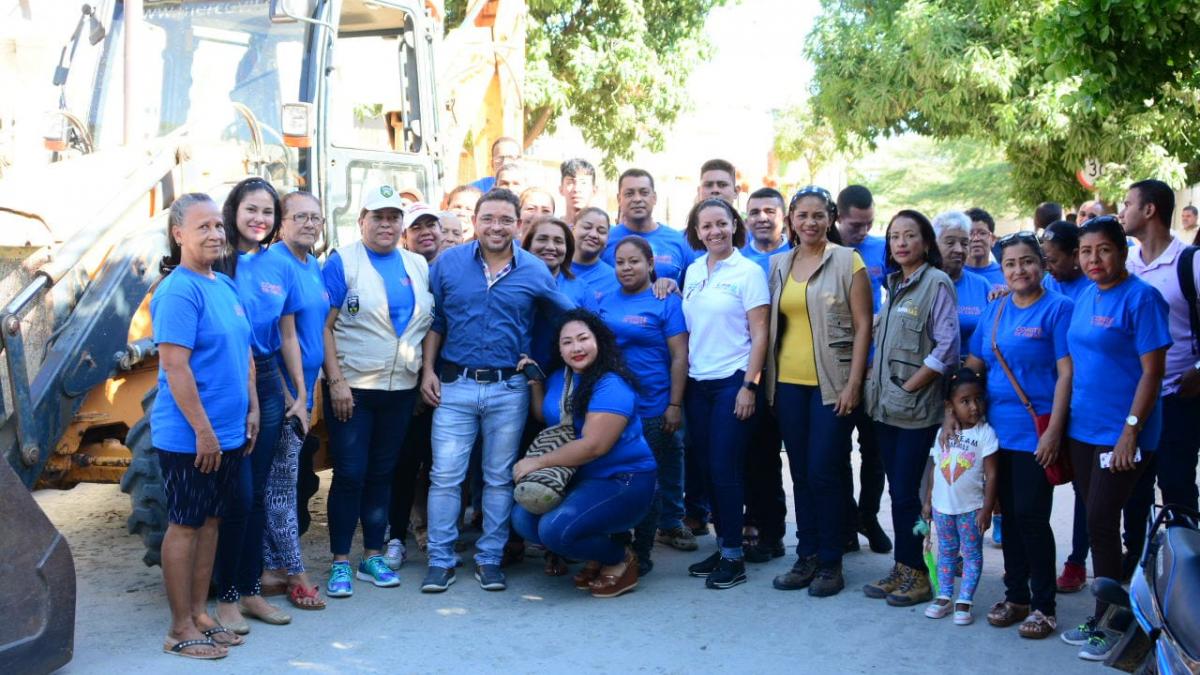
[765,244,859,406]
[332,242,433,391]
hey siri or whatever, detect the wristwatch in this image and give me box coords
[1125,414,1141,429]
[742,380,759,392]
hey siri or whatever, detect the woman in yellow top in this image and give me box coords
[764,186,873,597]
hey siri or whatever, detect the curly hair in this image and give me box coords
[555,309,639,419]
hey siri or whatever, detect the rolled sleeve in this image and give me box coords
[924,285,960,373]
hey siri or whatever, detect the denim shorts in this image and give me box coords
[156,448,242,527]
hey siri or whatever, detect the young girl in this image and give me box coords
[922,368,999,625]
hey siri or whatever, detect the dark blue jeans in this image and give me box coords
[685,371,754,559]
[216,354,284,601]
[325,386,416,555]
[633,415,679,560]
[745,387,786,543]
[776,384,852,565]
[875,422,939,570]
[513,471,656,566]
[845,405,886,533]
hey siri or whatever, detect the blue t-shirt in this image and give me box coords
[852,235,888,313]
[598,288,688,418]
[1067,277,1172,449]
[470,175,497,192]
[969,292,1073,452]
[571,259,621,303]
[955,270,993,348]
[602,224,695,285]
[267,244,328,408]
[529,271,592,368]
[740,240,791,278]
[542,370,657,479]
[322,247,415,337]
[1044,274,1091,302]
[150,269,252,453]
[234,246,303,357]
[966,261,1006,293]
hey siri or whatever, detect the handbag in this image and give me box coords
[513,371,578,514]
[990,298,1073,485]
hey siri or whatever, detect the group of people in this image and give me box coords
[148,148,1200,665]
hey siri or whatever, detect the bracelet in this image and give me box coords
[327,376,344,387]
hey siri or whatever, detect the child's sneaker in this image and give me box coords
[1078,628,1120,660]
[954,602,974,625]
[357,555,400,587]
[383,539,407,570]
[326,561,354,598]
[925,598,953,619]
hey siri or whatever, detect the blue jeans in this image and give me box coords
[875,421,939,570]
[776,384,852,565]
[216,354,284,601]
[658,427,687,529]
[427,374,529,568]
[325,386,416,555]
[685,371,753,559]
[513,471,656,566]
[632,415,681,558]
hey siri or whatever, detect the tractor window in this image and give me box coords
[328,2,423,154]
[326,158,430,247]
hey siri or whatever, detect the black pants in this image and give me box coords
[998,450,1057,616]
[844,405,886,535]
[744,390,786,544]
[296,433,320,537]
[388,407,434,543]
[1121,394,1200,558]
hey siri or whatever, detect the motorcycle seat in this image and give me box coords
[1160,525,1200,660]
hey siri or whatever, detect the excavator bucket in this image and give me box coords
[0,457,75,674]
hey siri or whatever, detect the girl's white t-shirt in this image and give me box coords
[929,423,999,515]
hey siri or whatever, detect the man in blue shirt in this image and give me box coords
[602,168,695,285]
[833,185,891,555]
[419,188,573,593]
[740,186,791,275]
[468,136,522,192]
[964,207,1007,291]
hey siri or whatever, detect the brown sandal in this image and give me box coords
[1017,610,1057,639]
[573,561,602,590]
[987,600,1031,627]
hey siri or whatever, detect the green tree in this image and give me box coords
[806,0,1200,207]
[447,0,728,174]
[773,104,841,185]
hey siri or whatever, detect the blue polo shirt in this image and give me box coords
[602,224,695,285]
[543,370,656,479]
[969,291,1074,452]
[1067,276,1172,449]
[1044,274,1091,302]
[267,244,327,407]
[234,246,303,357]
[430,242,574,368]
[955,270,993,348]
[598,288,688,418]
[571,259,622,303]
[151,268,252,453]
[740,239,791,277]
[322,247,415,337]
[852,235,888,313]
[966,261,1006,293]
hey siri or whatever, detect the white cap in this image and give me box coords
[402,202,439,230]
[360,184,405,212]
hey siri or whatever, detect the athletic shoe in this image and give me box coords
[326,561,354,598]
[383,539,407,571]
[1078,629,1120,661]
[420,566,455,593]
[688,551,722,578]
[475,564,507,591]
[705,557,747,589]
[357,555,400,587]
[1061,616,1100,646]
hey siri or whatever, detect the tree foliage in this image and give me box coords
[446,0,727,174]
[773,104,841,185]
[806,0,1200,207]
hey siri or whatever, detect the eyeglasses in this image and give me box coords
[288,213,325,226]
[477,215,517,227]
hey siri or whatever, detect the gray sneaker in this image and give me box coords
[383,538,406,571]
[1078,629,1120,661]
[420,566,455,593]
[475,564,507,591]
[656,526,699,551]
[1061,616,1099,646]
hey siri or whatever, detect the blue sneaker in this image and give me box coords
[327,561,354,598]
[357,555,401,587]
[992,515,1003,546]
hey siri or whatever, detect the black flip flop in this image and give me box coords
[202,625,245,647]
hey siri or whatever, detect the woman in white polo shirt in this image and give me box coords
[680,197,770,590]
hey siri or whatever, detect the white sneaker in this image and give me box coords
[383,539,406,570]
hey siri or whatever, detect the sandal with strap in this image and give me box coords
[163,638,226,660]
[987,600,1031,627]
[288,584,327,611]
[201,626,244,647]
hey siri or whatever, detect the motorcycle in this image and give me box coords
[1092,504,1200,674]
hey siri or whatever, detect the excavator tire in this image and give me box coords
[119,386,165,567]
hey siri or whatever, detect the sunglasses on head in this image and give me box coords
[789,185,832,208]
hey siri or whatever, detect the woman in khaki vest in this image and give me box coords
[862,210,959,608]
[764,186,873,597]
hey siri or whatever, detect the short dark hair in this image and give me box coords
[1040,220,1080,253]
[522,217,576,279]
[1130,179,1175,229]
[700,158,736,178]
[618,168,655,192]
[1034,202,1063,230]
[560,158,596,181]
[1079,214,1128,251]
[747,187,785,209]
[964,207,995,233]
[885,209,943,271]
[1184,205,1198,216]
[836,185,873,215]
[475,188,520,219]
[685,198,747,251]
